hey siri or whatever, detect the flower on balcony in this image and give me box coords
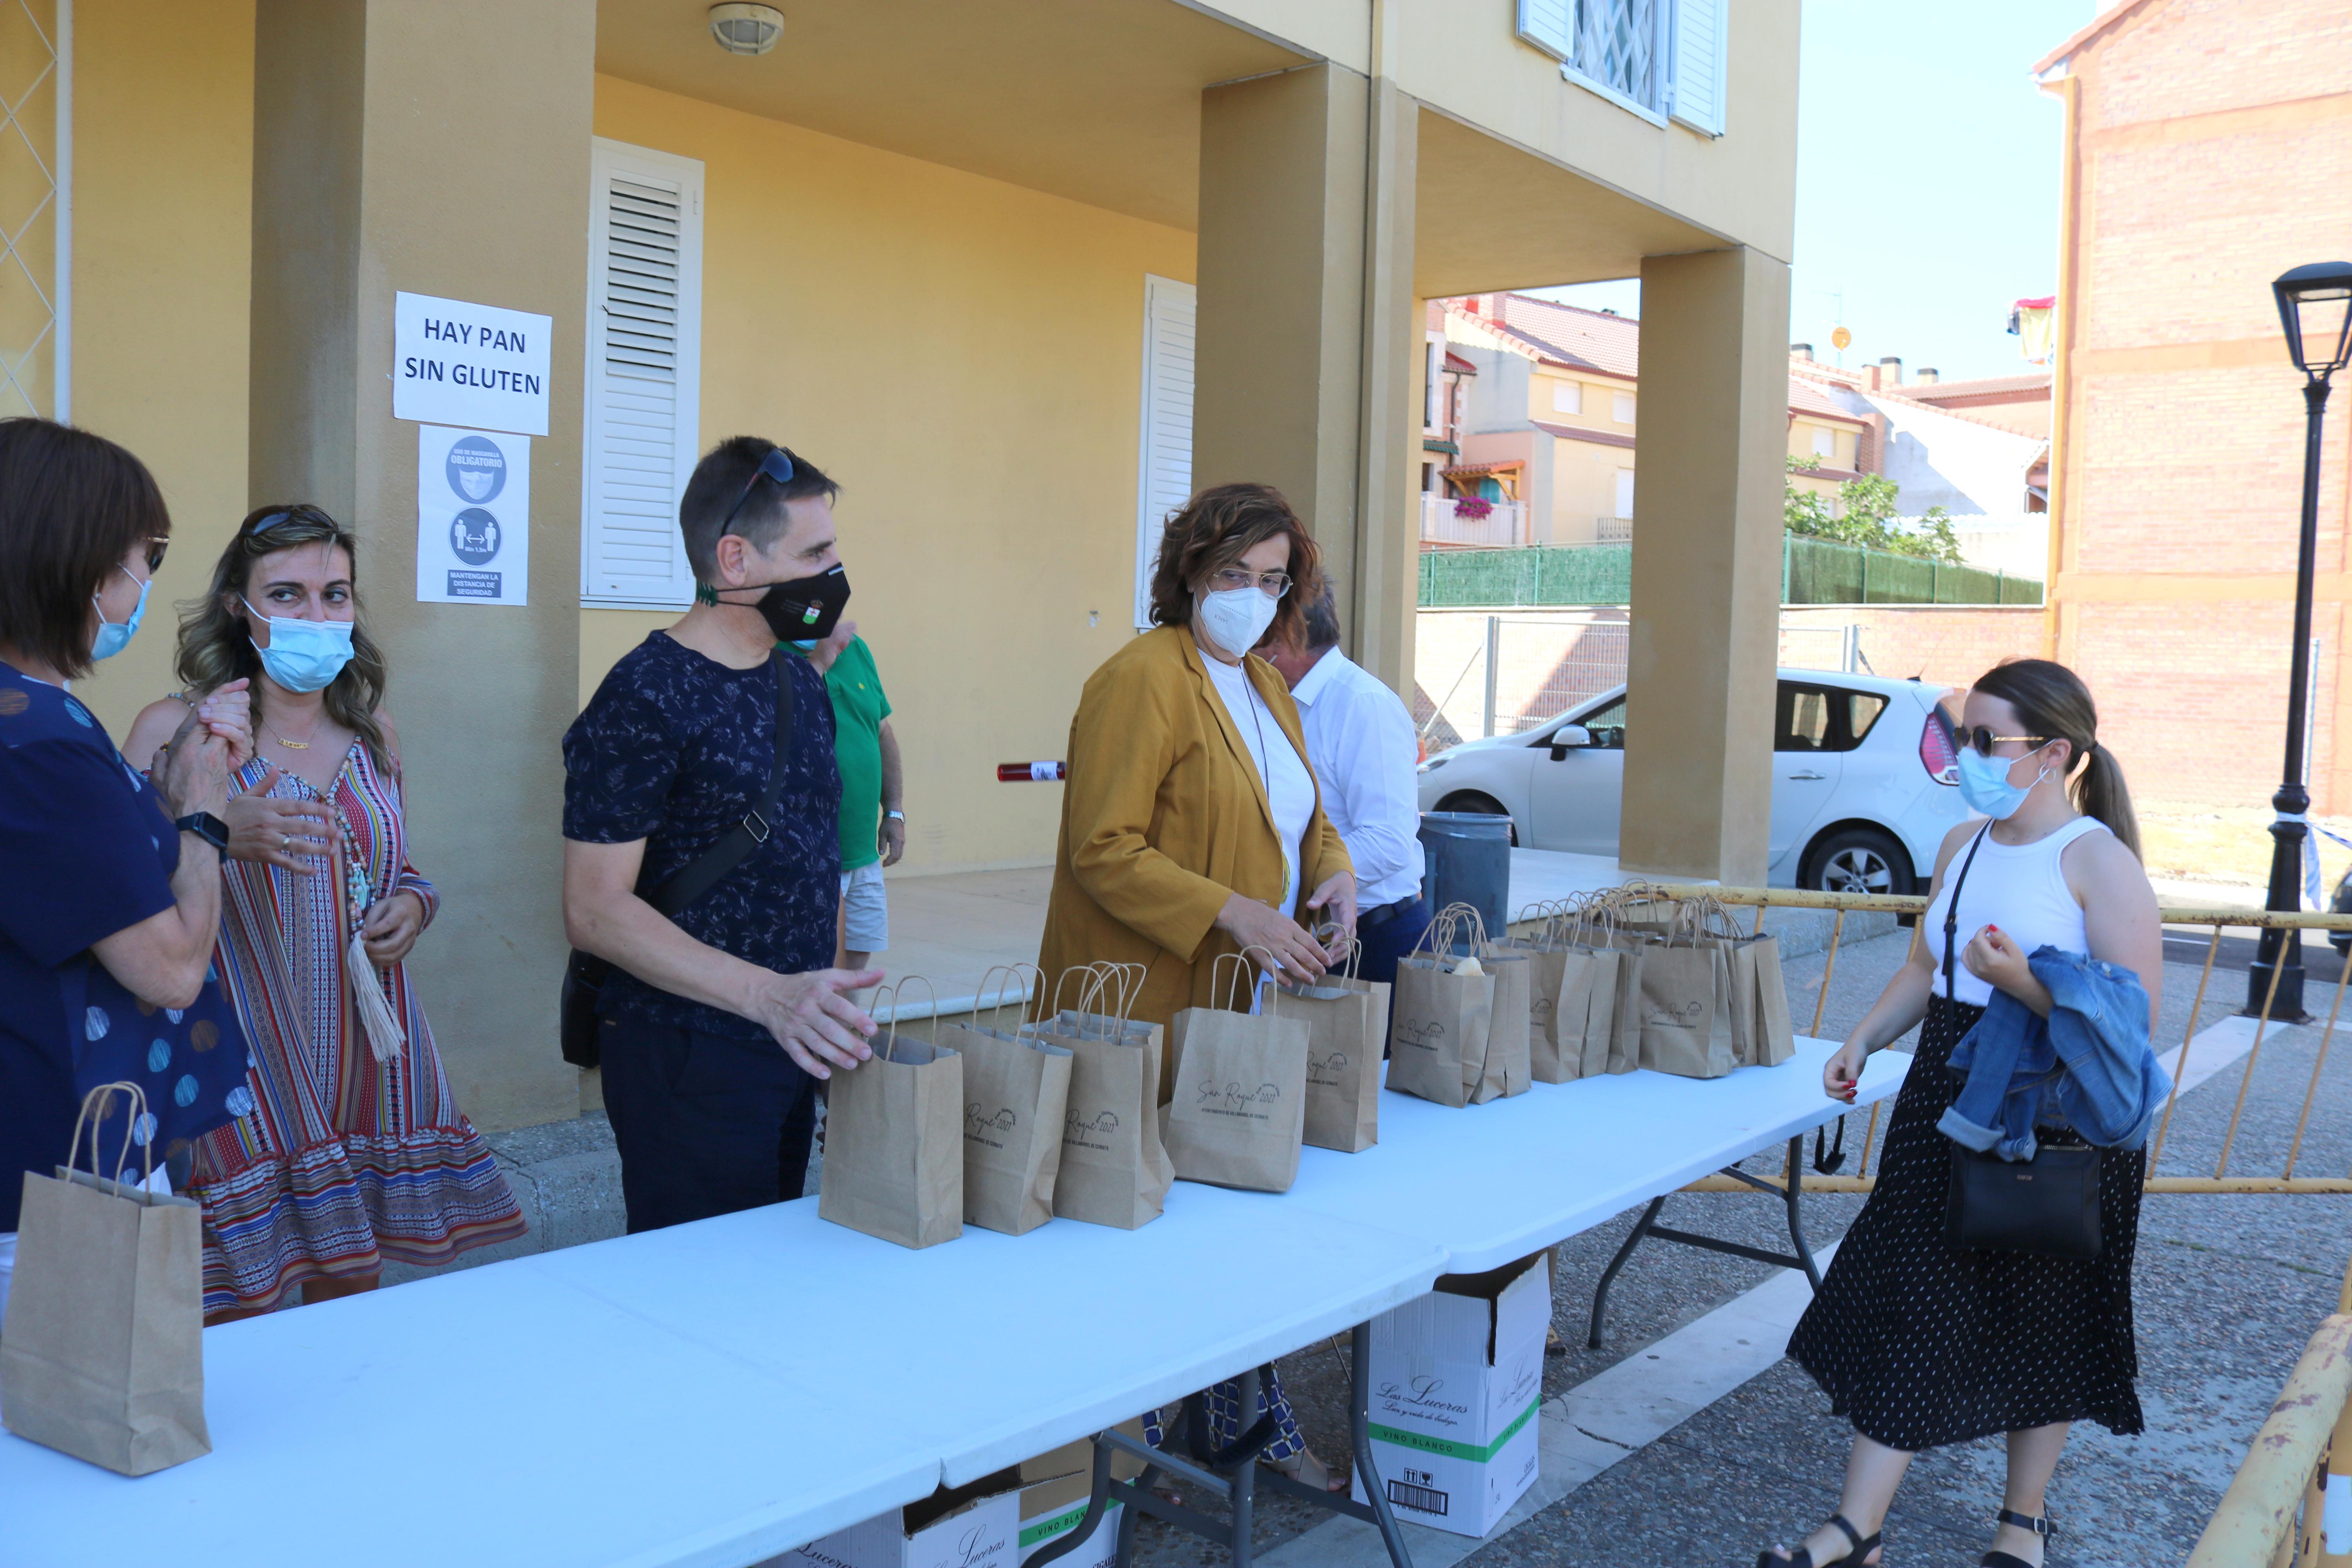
[1454,496,1494,520]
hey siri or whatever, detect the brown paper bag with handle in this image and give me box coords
[1040,965,1174,1229]
[1470,917,1532,1102]
[819,980,965,1249]
[1549,902,1624,1080]
[1279,936,1385,1152]
[1726,929,1798,1068]
[0,1083,209,1475]
[1633,902,1739,1080]
[1162,951,1312,1192]
[1502,906,1573,1084]
[936,965,1073,1236]
[1387,905,1493,1108]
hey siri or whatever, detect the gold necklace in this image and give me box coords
[264,711,324,752]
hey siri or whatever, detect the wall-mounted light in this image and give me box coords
[709,3,784,56]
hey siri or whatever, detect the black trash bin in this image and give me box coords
[1417,811,1512,951]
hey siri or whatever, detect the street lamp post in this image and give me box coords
[2247,261,2352,1022]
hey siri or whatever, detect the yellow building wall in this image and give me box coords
[1546,436,1630,544]
[1786,419,1860,471]
[67,0,258,739]
[586,76,1195,873]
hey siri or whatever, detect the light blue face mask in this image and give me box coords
[90,570,151,662]
[245,600,356,693]
[1955,746,2052,820]
[788,639,818,652]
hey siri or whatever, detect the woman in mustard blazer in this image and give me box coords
[1035,480,1357,1490]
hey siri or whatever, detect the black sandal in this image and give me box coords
[1757,1512,1880,1568]
[1982,1507,2054,1568]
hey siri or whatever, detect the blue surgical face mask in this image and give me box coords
[245,600,355,693]
[90,569,151,662]
[1955,746,2051,820]
[788,639,818,652]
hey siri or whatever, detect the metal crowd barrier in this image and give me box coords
[1615,886,2352,1198]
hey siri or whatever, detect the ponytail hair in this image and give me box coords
[1971,657,2141,860]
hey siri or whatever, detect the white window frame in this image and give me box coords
[580,138,705,610]
[1134,274,1197,631]
[1552,379,1583,416]
[1811,425,1836,459]
[1613,391,1637,425]
[1517,0,1726,136]
[1614,468,1636,520]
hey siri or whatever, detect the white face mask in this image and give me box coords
[1196,585,1279,661]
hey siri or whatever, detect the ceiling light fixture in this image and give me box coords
[708,3,784,56]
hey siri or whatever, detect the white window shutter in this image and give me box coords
[1669,0,1728,136]
[581,139,705,609]
[1517,0,1575,60]
[1134,275,1196,630]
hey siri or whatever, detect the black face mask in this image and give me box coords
[740,563,851,643]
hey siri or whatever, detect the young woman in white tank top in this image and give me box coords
[1762,661,2162,1568]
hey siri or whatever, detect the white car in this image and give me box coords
[1416,670,1969,893]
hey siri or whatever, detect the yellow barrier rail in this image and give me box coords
[1572,886,2352,1198]
[2187,1265,2352,1567]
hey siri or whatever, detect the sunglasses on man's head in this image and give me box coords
[718,447,799,535]
[1954,724,2047,758]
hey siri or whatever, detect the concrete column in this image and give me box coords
[249,0,593,1130]
[1619,248,1791,885]
[1194,64,1419,691]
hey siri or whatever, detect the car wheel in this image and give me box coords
[1802,826,1915,897]
[1434,791,1519,847]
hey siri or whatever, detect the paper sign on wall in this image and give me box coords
[393,291,552,436]
[417,426,530,606]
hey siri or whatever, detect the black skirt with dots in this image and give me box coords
[1788,995,2146,1451]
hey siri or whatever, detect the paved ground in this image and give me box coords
[390,922,2348,1567]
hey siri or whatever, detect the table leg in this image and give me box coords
[1585,1194,1666,1348]
[1350,1319,1414,1568]
[1230,1369,1259,1568]
[1778,1134,1824,1290]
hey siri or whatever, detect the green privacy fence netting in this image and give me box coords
[1417,538,2043,608]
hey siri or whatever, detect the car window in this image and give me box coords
[1846,692,1888,747]
[1777,684,1833,751]
[1572,698,1625,750]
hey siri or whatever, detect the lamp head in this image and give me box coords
[2273,261,2352,378]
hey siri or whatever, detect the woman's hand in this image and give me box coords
[360,889,427,967]
[1823,1037,1868,1103]
[191,679,254,768]
[1302,872,1357,962]
[1962,924,2051,1013]
[1214,893,1328,985]
[154,709,232,822]
[223,764,340,873]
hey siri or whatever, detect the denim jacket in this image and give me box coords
[1939,946,2172,1161]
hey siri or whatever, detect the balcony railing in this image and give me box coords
[1594,514,1632,542]
[1421,494,1528,548]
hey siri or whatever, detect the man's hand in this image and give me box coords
[360,889,428,967]
[878,814,905,867]
[224,764,340,873]
[809,619,857,676]
[1303,872,1357,963]
[748,967,884,1078]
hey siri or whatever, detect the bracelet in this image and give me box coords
[884,809,904,821]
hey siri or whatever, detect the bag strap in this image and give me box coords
[645,651,797,917]
[1942,824,1993,1003]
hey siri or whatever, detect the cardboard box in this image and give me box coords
[1017,1496,1122,1567]
[1348,1250,1549,1538]
[779,1467,1022,1568]
[1010,1417,1147,1566]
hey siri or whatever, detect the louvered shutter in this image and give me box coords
[1134,275,1196,630]
[1517,0,1575,60]
[1669,0,1728,136]
[581,139,705,609]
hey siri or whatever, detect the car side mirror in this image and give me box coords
[1547,725,1591,760]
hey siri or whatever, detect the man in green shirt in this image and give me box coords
[800,622,902,974]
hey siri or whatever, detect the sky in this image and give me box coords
[1532,0,2093,384]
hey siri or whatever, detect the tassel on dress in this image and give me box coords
[345,861,407,1064]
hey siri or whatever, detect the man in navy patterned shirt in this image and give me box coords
[562,437,878,1232]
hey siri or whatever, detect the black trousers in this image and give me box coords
[599,1013,819,1234]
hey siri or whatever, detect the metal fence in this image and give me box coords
[1416,539,2046,609]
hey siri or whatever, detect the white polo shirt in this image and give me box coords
[1288,649,1426,911]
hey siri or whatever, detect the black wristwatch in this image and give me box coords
[174,812,232,854]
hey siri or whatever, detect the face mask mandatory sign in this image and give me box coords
[417,425,531,607]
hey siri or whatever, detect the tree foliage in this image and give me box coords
[1784,456,1963,564]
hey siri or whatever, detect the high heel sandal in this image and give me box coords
[1982,1507,2053,1568]
[1756,1512,1881,1568]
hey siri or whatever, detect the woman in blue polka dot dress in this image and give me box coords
[0,419,257,1332]
[1764,661,2162,1568]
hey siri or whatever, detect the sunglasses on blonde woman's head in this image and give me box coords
[1955,724,2048,758]
[141,537,169,573]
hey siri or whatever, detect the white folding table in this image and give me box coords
[0,1181,1444,1568]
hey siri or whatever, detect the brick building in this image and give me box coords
[2037,0,2352,810]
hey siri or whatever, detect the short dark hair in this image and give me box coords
[0,418,171,681]
[678,436,840,583]
[1299,579,1342,652]
[1147,482,1322,650]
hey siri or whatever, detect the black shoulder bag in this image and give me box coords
[1941,823,2105,1259]
[559,653,797,1069]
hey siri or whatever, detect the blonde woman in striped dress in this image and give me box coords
[124,506,523,1320]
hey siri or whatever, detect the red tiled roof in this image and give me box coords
[1442,350,1479,376]
[1441,460,1524,477]
[1532,419,1637,450]
[1787,377,1870,424]
[1472,295,1642,380]
[1900,373,2051,401]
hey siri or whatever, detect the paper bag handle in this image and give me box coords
[1211,948,1281,1013]
[977,962,1043,1033]
[65,1081,153,1191]
[872,976,937,1062]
